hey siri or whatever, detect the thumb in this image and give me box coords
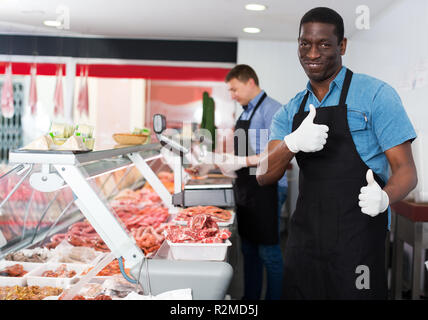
[366,169,376,186]
[305,104,316,123]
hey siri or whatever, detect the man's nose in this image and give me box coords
[307,45,320,59]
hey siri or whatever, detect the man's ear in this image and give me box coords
[340,37,347,56]
[247,78,256,87]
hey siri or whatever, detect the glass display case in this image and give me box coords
[0,142,233,299]
[0,143,166,258]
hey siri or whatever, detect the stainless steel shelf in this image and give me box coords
[9,143,162,165]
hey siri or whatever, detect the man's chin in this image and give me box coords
[305,70,328,82]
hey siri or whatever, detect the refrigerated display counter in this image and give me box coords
[0,143,234,300]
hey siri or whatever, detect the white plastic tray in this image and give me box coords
[78,271,115,282]
[48,247,105,265]
[172,210,235,227]
[3,247,52,263]
[0,260,44,286]
[26,263,90,289]
[167,239,231,261]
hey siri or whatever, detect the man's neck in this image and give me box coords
[248,88,262,105]
[310,66,342,102]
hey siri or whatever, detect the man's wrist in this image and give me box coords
[237,156,248,167]
[283,134,299,153]
[380,189,390,213]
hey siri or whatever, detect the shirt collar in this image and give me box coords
[305,66,347,95]
[244,90,265,112]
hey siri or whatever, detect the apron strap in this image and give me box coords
[338,69,353,106]
[297,68,354,113]
[298,91,310,114]
[237,92,267,122]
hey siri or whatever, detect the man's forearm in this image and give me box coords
[383,163,418,205]
[383,141,418,206]
[246,154,261,167]
[256,140,295,186]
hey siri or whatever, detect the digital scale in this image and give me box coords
[182,177,234,207]
[153,114,235,209]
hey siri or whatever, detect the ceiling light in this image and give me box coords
[43,20,62,27]
[243,27,261,34]
[245,4,267,11]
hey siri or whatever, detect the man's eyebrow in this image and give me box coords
[298,37,332,42]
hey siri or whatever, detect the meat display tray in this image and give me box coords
[0,261,43,286]
[166,239,232,261]
[172,210,235,227]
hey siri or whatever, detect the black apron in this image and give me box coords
[282,69,388,299]
[233,92,279,245]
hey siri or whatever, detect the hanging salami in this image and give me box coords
[77,65,89,116]
[29,64,38,115]
[1,63,14,118]
[53,65,64,116]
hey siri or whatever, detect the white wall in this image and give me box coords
[345,0,428,291]
[345,0,428,202]
[237,39,307,105]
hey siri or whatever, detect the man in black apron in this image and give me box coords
[256,7,417,299]
[215,65,287,300]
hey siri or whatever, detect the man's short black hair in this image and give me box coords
[225,64,259,86]
[299,7,344,43]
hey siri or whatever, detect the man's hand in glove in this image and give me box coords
[186,163,215,177]
[216,153,247,178]
[160,147,191,183]
[283,104,329,153]
[359,169,389,217]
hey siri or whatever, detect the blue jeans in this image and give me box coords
[241,186,287,300]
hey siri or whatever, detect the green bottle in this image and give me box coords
[200,91,216,151]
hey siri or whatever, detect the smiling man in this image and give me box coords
[256,7,418,299]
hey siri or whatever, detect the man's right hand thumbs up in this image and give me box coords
[306,103,317,123]
[283,104,329,153]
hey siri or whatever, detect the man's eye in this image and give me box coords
[299,42,308,47]
[320,43,331,48]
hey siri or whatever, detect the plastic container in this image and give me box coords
[167,239,231,261]
[0,261,43,286]
[4,247,52,263]
[43,282,106,300]
[48,244,105,265]
[26,263,90,289]
[83,137,95,150]
[52,137,67,145]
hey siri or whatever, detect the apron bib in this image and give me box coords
[283,69,388,299]
[233,92,279,245]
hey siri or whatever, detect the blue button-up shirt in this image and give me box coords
[269,66,417,227]
[239,90,288,187]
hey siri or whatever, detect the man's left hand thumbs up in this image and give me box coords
[358,169,389,217]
